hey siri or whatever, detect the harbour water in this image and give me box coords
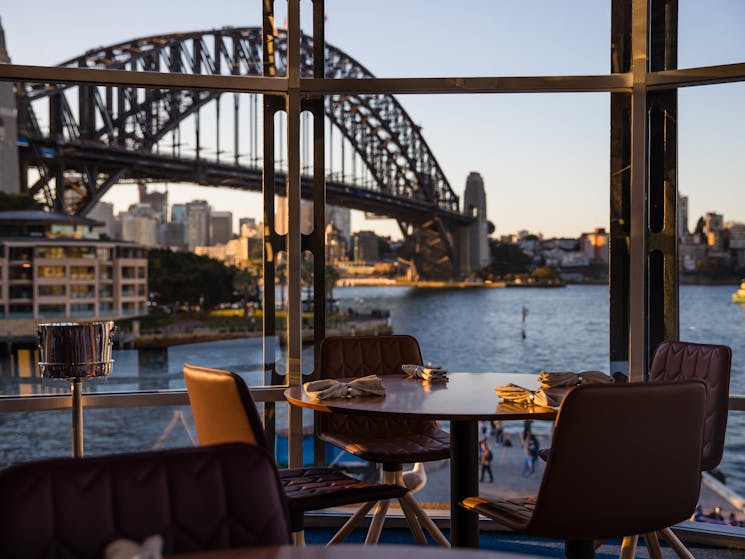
[1,284,744,498]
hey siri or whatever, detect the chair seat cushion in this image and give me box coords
[318,426,451,464]
[461,496,534,532]
[279,467,406,511]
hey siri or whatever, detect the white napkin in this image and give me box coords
[303,375,385,400]
[105,535,163,559]
[494,383,572,407]
[537,370,613,388]
[402,364,448,382]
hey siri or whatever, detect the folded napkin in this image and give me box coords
[401,364,448,382]
[494,383,573,407]
[537,370,613,388]
[303,375,385,400]
[105,535,163,559]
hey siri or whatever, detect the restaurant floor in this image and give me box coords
[304,528,745,558]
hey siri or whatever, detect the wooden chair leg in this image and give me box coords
[398,496,428,545]
[659,527,696,559]
[292,530,306,546]
[644,531,664,559]
[620,535,638,559]
[327,501,377,545]
[399,492,451,547]
[364,500,390,544]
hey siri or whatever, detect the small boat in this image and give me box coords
[732,280,745,303]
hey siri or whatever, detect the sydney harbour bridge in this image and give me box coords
[12,27,482,279]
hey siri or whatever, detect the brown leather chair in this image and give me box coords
[461,381,707,559]
[183,363,407,545]
[0,443,291,559]
[624,340,732,559]
[316,335,451,546]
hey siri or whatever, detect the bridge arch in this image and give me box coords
[18,27,470,278]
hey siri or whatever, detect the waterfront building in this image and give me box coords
[171,203,187,223]
[353,230,379,263]
[325,205,351,243]
[0,211,147,339]
[579,227,609,264]
[705,211,725,249]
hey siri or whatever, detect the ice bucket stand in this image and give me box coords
[37,321,115,457]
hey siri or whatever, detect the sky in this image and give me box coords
[2,0,745,239]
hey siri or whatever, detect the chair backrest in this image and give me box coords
[183,363,268,449]
[648,340,732,471]
[0,443,291,559]
[317,335,441,448]
[318,335,423,379]
[529,381,706,541]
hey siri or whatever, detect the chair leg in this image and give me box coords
[364,499,391,544]
[292,530,306,546]
[398,495,428,545]
[619,535,638,559]
[327,501,377,545]
[399,492,451,547]
[644,532,664,559]
[658,527,696,559]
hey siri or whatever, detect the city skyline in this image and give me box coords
[2,1,745,238]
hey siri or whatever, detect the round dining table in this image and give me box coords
[169,544,549,559]
[284,372,557,548]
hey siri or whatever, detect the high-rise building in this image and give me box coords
[162,221,187,249]
[326,205,351,242]
[463,172,490,271]
[171,203,187,223]
[138,183,168,223]
[210,211,233,245]
[0,17,19,196]
[120,204,158,247]
[88,201,116,239]
[186,200,211,250]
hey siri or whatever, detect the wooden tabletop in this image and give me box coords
[169,544,548,559]
[284,372,557,421]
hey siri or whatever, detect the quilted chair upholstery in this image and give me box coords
[462,381,707,559]
[622,340,732,559]
[315,335,451,546]
[182,363,406,545]
[648,340,731,471]
[317,335,450,465]
[0,443,290,559]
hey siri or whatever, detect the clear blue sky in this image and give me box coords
[2,1,745,238]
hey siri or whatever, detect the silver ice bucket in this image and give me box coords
[37,321,116,379]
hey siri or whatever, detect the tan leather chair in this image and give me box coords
[625,341,732,559]
[183,363,407,545]
[0,443,291,558]
[461,381,707,559]
[316,335,451,546]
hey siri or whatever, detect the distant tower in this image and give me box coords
[677,192,688,241]
[0,17,20,195]
[464,172,490,271]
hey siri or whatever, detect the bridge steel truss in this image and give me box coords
[15,26,471,280]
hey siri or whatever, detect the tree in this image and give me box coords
[148,248,237,309]
[325,265,341,304]
[477,242,532,279]
[233,268,260,305]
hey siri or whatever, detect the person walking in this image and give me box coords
[479,440,494,482]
